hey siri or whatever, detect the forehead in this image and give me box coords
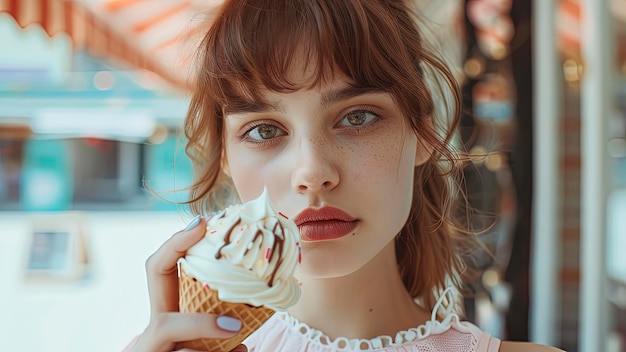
[226,74,391,116]
[282,46,328,86]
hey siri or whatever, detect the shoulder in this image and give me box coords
[499,341,566,352]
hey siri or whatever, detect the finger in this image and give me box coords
[136,313,241,351]
[160,313,241,340]
[146,215,207,314]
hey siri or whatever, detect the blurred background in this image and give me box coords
[0,0,625,351]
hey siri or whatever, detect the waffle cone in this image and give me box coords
[175,267,275,351]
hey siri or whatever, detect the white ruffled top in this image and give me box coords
[243,288,501,352]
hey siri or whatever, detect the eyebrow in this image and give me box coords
[319,85,387,108]
[226,86,387,115]
[225,100,285,115]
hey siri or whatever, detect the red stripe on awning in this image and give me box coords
[132,1,189,33]
[104,0,144,12]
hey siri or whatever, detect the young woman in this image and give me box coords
[126,1,562,351]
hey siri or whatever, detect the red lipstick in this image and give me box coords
[293,207,358,241]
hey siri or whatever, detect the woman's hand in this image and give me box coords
[127,215,247,352]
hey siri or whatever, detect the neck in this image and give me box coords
[288,241,431,340]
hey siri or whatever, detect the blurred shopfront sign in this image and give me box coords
[33,109,156,142]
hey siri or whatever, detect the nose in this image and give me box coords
[291,135,339,194]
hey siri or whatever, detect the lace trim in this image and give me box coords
[278,287,474,350]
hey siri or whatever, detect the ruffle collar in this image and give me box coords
[275,287,476,350]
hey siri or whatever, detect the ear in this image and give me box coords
[414,116,435,167]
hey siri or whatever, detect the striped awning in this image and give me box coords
[0,0,222,90]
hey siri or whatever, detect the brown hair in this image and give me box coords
[183,0,469,309]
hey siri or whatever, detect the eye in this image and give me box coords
[339,110,379,127]
[245,123,286,142]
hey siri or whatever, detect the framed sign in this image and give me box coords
[23,213,88,283]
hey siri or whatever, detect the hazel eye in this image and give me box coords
[246,124,285,141]
[340,110,378,127]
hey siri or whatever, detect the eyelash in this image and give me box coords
[239,121,284,147]
[337,106,384,133]
[238,106,385,146]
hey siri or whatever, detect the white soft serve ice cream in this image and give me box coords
[178,188,301,311]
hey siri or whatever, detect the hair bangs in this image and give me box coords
[199,0,423,111]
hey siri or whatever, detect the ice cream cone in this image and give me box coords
[175,267,275,351]
[175,189,301,350]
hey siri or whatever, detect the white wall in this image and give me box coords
[0,211,194,352]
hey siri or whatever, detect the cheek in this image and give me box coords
[356,134,417,224]
[354,133,417,189]
[225,146,263,202]
[225,145,288,203]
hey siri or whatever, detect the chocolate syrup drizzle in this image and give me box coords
[215,212,287,287]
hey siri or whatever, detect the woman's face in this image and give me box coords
[223,76,431,279]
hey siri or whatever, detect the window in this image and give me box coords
[0,133,192,211]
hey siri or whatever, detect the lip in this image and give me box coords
[293,207,358,241]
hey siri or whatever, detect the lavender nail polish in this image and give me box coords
[183,215,201,231]
[216,316,242,332]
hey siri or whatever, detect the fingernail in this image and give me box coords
[216,316,241,332]
[183,215,202,231]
